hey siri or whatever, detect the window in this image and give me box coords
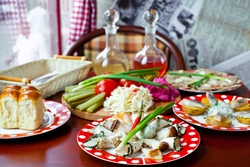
[0,0,73,70]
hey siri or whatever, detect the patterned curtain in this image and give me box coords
[67,0,97,47]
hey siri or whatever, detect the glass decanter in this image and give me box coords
[92,9,129,75]
[133,9,168,77]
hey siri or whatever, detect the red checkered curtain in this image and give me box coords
[67,0,97,47]
[0,0,30,45]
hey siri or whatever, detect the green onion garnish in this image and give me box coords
[116,102,175,152]
[73,68,167,92]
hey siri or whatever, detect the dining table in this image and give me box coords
[1,82,250,167]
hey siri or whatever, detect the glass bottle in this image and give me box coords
[133,9,168,77]
[92,9,129,75]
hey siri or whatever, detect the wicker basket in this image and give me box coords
[0,57,93,98]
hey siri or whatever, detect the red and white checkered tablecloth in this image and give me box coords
[67,0,97,47]
[0,0,30,45]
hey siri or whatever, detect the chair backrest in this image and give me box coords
[64,25,186,70]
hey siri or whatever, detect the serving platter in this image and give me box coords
[173,94,250,131]
[62,96,181,121]
[178,84,242,93]
[0,100,71,139]
[165,69,242,93]
[77,115,200,165]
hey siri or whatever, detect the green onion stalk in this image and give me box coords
[116,102,175,152]
[188,72,212,89]
[73,68,167,92]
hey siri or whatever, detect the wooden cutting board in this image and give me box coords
[61,96,180,121]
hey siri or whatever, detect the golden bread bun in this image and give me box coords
[182,105,206,116]
[2,84,21,92]
[0,89,20,102]
[19,85,39,93]
[19,90,42,101]
[18,91,45,130]
[206,115,232,127]
[0,89,20,128]
[0,85,45,130]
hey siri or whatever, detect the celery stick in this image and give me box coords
[86,98,105,113]
[67,90,95,103]
[65,85,79,92]
[69,96,94,108]
[73,79,101,92]
[63,90,90,100]
[64,86,95,97]
[76,92,106,111]
[66,85,95,93]
[70,85,95,92]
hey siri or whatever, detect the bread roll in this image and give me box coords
[0,89,20,128]
[2,84,21,92]
[18,87,46,130]
[0,85,46,130]
[19,85,39,93]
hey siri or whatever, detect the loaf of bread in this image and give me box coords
[0,85,46,130]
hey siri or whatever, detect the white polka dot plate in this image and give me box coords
[173,94,250,131]
[77,116,200,165]
[0,100,71,139]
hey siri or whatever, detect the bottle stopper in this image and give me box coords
[143,9,159,25]
[104,9,120,27]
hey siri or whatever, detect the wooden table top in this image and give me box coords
[1,84,250,167]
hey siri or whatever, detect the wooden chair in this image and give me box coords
[64,25,186,70]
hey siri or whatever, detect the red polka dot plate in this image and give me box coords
[77,116,200,165]
[0,100,71,139]
[173,94,250,131]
